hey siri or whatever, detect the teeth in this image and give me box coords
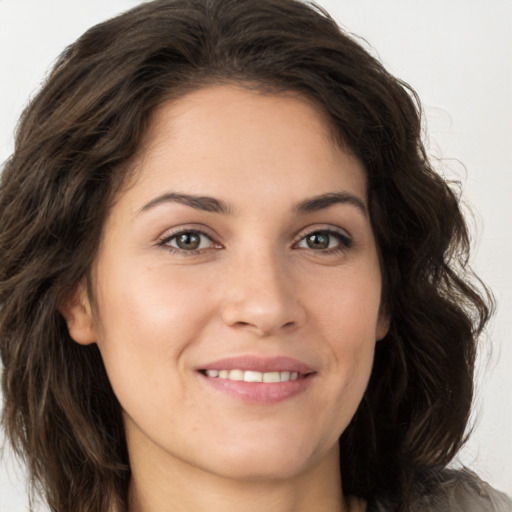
[244,370,263,382]
[204,369,303,383]
[263,371,280,383]
[229,369,244,381]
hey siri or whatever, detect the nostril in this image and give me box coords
[221,296,305,336]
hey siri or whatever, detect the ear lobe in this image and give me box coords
[60,280,97,345]
[376,312,390,341]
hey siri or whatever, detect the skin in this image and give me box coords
[65,85,387,512]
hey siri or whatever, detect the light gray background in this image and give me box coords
[1,0,511,509]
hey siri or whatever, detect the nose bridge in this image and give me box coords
[220,240,303,335]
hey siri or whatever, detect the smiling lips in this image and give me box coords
[204,369,303,383]
[199,356,315,404]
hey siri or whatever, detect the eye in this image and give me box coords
[159,230,217,252]
[296,230,352,251]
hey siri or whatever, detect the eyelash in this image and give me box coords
[158,228,220,255]
[294,228,353,254]
[157,227,353,255]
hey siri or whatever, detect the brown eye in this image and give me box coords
[176,232,201,250]
[305,232,330,250]
[162,230,216,252]
[297,230,352,251]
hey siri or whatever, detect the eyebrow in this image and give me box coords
[296,192,367,217]
[139,192,232,215]
[138,191,367,217]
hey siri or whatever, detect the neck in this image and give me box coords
[128,444,348,512]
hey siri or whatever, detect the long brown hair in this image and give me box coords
[0,1,492,510]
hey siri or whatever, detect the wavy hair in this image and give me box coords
[0,1,492,510]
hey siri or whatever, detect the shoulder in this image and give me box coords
[415,468,512,512]
[370,468,512,512]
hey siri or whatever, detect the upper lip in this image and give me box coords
[199,355,315,374]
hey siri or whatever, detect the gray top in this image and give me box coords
[370,469,512,512]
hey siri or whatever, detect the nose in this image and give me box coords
[220,249,306,337]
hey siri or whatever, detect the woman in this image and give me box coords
[0,0,510,511]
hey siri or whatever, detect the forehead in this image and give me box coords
[120,85,367,210]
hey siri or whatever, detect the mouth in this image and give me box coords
[199,369,307,383]
[197,355,316,404]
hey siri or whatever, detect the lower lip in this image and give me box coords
[199,373,314,404]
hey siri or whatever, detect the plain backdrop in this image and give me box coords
[1,0,511,509]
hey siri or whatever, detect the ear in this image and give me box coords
[376,311,390,341]
[60,280,97,345]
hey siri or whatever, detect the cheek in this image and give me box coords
[306,261,383,340]
[306,265,381,406]
[94,259,216,341]
[91,263,216,406]
[321,331,376,444]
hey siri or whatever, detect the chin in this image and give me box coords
[198,435,334,482]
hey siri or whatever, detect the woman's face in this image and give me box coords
[67,85,388,482]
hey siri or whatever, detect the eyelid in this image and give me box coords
[293,225,354,250]
[155,223,353,255]
[157,225,222,253]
